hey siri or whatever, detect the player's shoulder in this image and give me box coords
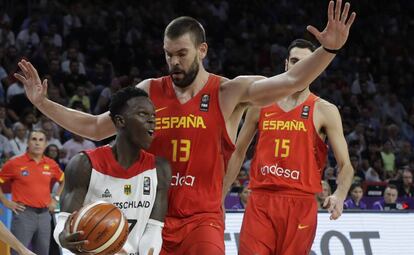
[220,75,266,87]
[69,152,92,169]
[135,77,166,93]
[315,97,339,113]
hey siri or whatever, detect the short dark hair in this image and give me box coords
[349,182,363,194]
[109,87,149,121]
[28,129,47,139]
[164,16,206,46]
[386,184,398,191]
[287,39,316,57]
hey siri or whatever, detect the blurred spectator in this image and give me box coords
[381,140,396,179]
[372,184,402,210]
[7,88,32,123]
[324,167,337,192]
[41,120,63,149]
[9,122,28,156]
[15,21,40,52]
[401,114,414,145]
[396,141,413,168]
[383,94,407,125]
[396,169,414,198]
[351,72,377,96]
[365,158,383,182]
[350,154,365,183]
[61,133,95,163]
[231,185,250,210]
[68,87,90,112]
[316,180,331,209]
[344,183,367,210]
[0,102,13,139]
[62,60,87,97]
[237,168,249,186]
[61,47,86,75]
[6,80,25,102]
[0,21,15,48]
[19,109,37,131]
[0,132,12,165]
[93,77,122,114]
[44,144,65,170]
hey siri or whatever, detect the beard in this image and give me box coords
[169,56,199,88]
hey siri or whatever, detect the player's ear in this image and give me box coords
[114,115,125,127]
[199,42,208,60]
[285,59,288,72]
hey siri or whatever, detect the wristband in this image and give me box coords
[323,47,340,54]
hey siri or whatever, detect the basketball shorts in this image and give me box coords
[239,190,317,255]
[160,212,225,255]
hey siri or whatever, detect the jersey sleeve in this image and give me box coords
[50,160,64,183]
[0,160,16,184]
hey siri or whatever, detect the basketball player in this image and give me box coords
[52,87,171,255]
[15,1,355,253]
[225,39,354,254]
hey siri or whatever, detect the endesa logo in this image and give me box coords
[171,172,195,186]
[260,164,300,180]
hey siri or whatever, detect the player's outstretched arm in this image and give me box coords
[230,0,356,108]
[0,221,36,255]
[222,107,259,202]
[139,157,171,255]
[54,153,92,253]
[14,60,115,140]
[319,102,353,220]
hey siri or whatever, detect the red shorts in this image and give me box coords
[239,190,317,255]
[160,213,225,255]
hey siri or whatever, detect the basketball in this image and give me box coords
[69,201,129,255]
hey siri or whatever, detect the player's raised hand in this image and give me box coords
[14,59,48,106]
[323,194,344,220]
[307,0,356,51]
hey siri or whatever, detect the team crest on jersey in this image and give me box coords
[143,177,151,195]
[101,188,112,198]
[199,94,210,112]
[21,170,29,176]
[124,184,132,195]
[301,105,310,119]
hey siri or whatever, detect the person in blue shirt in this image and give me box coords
[232,185,251,210]
[344,183,367,209]
[372,184,402,210]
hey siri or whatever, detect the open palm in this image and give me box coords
[14,59,48,106]
[307,0,356,50]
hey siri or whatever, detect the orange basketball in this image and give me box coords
[69,201,129,255]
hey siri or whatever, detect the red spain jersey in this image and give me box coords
[0,153,64,208]
[149,74,235,218]
[249,93,327,194]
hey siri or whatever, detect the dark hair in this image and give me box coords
[109,87,149,121]
[287,39,316,57]
[386,184,398,191]
[164,16,206,46]
[349,182,363,194]
[44,144,60,162]
[28,129,47,139]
